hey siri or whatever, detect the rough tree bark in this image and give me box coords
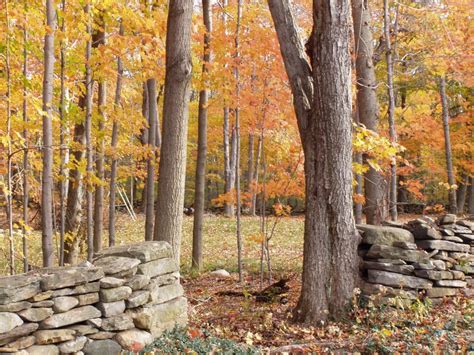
[268,0,359,323]
[468,177,474,214]
[108,21,124,247]
[145,78,157,241]
[352,0,384,225]
[192,0,212,271]
[438,76,457,214]
[456,174,467,214]
[22,0,29,272]
[247,133,255,203]
[41,0,56,267]
[153,0,193,262]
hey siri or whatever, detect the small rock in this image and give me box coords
[30,291,54,302]
[83,339,121,355]
[367,244,429,263]
[414,270,453,280]
[40,306,101,329]
[416,240,470,252]
[75,293,99,306]
[412,261,435,270]
[93,257,140,276]
[99,286,132,303]
[435,280,467,288]
[115,329,153,352]
[357,224,415,245]
[34,329,76,344]
[0,275,41,305]
[93,241,171,263]
[438,214,456,225]
[124,275,150,291]
[442,236,464,243]
[432,260,446,271]
[210,269,231,278]
[0,301,31,312]
[126,290,149,308]
[458,234,474,243]
[87,318,102,328]
[18,308,54,322]
[39,267,104,291]
[425,287,458,298]
[53,296,79,313]
[392,241,418,250]
[361,261,414,275]
[100,314,134,331]
[367,269,433,289]
[32,301,54,308]
[0,312,24,333]
[100,277,125,289]
[0,323,38,346]
[451,270,465,280]
[148,283,184,305]
[88,331,116,340]
[24,344,59,355]
[137,258,178,278]
[58,335,87,353]
[377,259,406,265]
[67,324,99,336]
[97,301,125,317]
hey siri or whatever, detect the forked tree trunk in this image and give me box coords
[41,0,56,267]
[438,76,457,214]
[145,78,157,241]
[352,0,384,225]
[154,0,193,262]
[192,0,212,271]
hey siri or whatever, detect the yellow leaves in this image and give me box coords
[273,203,291,217]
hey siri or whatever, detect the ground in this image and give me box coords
[1,214,473,352]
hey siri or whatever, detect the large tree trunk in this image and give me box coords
[93,16,106,253]
[108,21,124,247]
[268,0,359,324]
[145,78,157,241]
[192,0,212,271]
[154,0,193,262]
[352,0,384,225]
[41,0,56,267]
[384,0,398,221]
[438,76,457,213]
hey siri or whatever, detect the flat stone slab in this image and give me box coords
[367,269,433,289]
[416,240,470,252]
[0,275,41,305]
[83,339,121,355]
[362,261,414,275]
[0,335,35,352]
[100,314,134,331]
[36,267,104,290]
[97,301,126,317]
[414,270,453,280]
[53,296,79,313]
[23,344,59,355]
[360,282,418,299]
[34,329,76,344]
[52,282,100,297]
[40,305,101,329]
[116,329,154,352]
[75,292,99,306]
[18,308,53,322]
[137,258,178,278]
[0,301,31,313]
[58,335,87,353]
[93,241,172,263]
[100,277,125,289]
[93,257,140,276]
[124,275,150,291]
[366,244,429,263]
[126,290,150,308]
[0,323,38,346]
[357,224,414,246]
[426,287,458,298]
[0,312,24,333]
[435,280,467,288]
[99,286,132,303]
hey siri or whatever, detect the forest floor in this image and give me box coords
[1,213,473,352]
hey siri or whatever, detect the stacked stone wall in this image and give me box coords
[0,241,186,354]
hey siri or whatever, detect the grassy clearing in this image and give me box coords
[0,213,304,276]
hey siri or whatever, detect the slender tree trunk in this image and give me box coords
[456,176,467,214]
[154,0,193,263]
[93,16,106,253]
[468,177,474,214]
[251,135,262,216]
[140,83,149,212]
[145,79,157,241]
[192,0,212,271]
[41,0,56,267]
[384,0,398,221]
[353,108,363,224]
[247,133,255,200]
[22,1,29,272]
[438,76,457,214]
[352,0,384,225]
[108,21,124,247]
[84,4,94,261]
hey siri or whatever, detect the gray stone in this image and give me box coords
[30,291,54,302]
[367,269,433,289]
[115,329,153,352]
[137,258,178,278]
[24,344,59,355]
[438,214,456,225]
[87,318,102,328]
[0,335,35,352]
[75,293,99,306]
[432,260,446,271]
[93,241,171,263]
[443,236,464,243]
[83,339,121,355]
[412,261,435,270]
[410,224,442,240]
[39,267,104,291]
[124,275,150,291]
[209,269,231,278]
[357,224,414,246]
[0,312,24,333]
[449,252,474,261]
[426,287,458,298]
[67,325,98,336]
[150,272,180,287]
[53,297,79,313]
[99,277,125,289]
[0,301,31,312]
[0,323,38,346]
[32,301,54,308]
[18,308,53,322]
[58,335,87,353]
[366,244,429,263]
[34,329,76,344]
[97,301,125,317]
[377,259,406,265]
[416,240,470,252]
[392,241,417,250]
[432,253,457,264]
[435,280,467,288]
[100,314,134,331]
[110,266,138,278]
[99,286,132,303]
[451,270,465,280]
[52,282,100,298]
[93,257,140,276]
[88,331,116,340]
[458,234,474,243]
[454,264,474,274]
[457,220,474,230]
[148,283,184,305]
[360,282,418,299]
[126,291,149,308]
[440,229,455,236]
[40,306,101,329]
[414,270,453,280]
[361,261,414,275]
[134,297,188,337]
[0,275,41,305]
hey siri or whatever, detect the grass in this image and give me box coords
[0,213,304,276]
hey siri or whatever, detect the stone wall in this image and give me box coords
[0,241,187,354]
[359,215,474,304]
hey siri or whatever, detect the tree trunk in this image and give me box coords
[108,21,124,247]
[41,0,56,267]
[140,83,149,212]
[84,4,94,261]
[247,133,255,199]
[22,0,29,272]
[145,78,157,241]
[439,76,457,214]
[352,0,384,225]
[251,135,262,216]
[468,177,474,214]
[384,0,398,221]
[353,108,363,224]
[223,111,235,217]
[192,0,212,271]
[154,0,193,263]
[93,16,106,253]
[456,175,467,214]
